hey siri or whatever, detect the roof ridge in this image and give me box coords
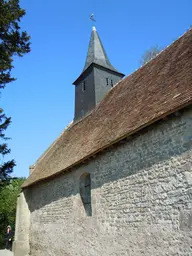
[22,28,192,188]
[32,121,73,168]
[135,27,192,71]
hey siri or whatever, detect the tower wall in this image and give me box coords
[74,69,95,121]
[73,27,124,121]
[94,67,123,104]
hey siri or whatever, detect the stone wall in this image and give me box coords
[27,107,192,256]
[13,192,30,256]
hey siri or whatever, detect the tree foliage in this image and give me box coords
[0,108,15,187]
[0,177,25,248]
[0,0,30,184]
[140,45,161,66]
[0,0,30,88]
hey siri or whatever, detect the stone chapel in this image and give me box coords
[14,26,192,256]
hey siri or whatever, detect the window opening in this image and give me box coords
[82,81,86,92]
[106,78,109,86]
[80,173,92,216]
[111,79,113,87]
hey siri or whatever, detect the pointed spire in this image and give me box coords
[92,26,96,31]
[83,26,119,73]
[73,26,125,120]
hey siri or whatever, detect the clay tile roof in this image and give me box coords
[22,29,192,188]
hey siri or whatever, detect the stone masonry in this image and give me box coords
[24,107,192,256]
[13,192,30,256]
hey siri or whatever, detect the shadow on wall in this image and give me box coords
[24,107,192,214]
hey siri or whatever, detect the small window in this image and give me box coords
[80,173,92,216]
[82,81,86,92]
[111,79,113,87]
[81,109,84,117]
[106,78,109,86]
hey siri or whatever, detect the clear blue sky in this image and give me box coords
[1,0,191,178]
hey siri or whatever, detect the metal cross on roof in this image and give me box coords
[90,13,96,25]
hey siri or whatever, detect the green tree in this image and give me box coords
[140,45,161,66]
[0,0,30,184]
[0,177,25,248]
[0,108,15,187]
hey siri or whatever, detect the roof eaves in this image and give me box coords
[22,99,192,189]
[73,62,125,85]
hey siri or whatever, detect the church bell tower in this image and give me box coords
[73,26,124,121]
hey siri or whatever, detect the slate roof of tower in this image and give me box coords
[83,26,119,72]
[73,27,124,84]
[22,28,192,188]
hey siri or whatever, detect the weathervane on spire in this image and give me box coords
[90,13,96,26]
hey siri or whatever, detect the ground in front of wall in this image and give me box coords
[0,249,13,256]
